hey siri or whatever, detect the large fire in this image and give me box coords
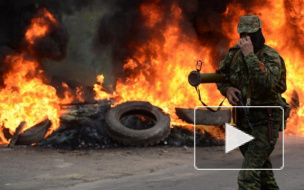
[1,1,303,145]
[216,0,304,135]
[95,2,218,125]
[94,0,304,135]
[0,8,66,145]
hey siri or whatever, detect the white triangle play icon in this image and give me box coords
[225,123,255,153]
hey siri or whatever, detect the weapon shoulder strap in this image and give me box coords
[230,50,241,67]
[194,49,240,112]
[195,85,225,112]
[246,46,266,106]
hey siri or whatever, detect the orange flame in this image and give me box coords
[94,75,114,100]
[0,54,60,144]
[224,0,304,135]
[94,2,223,125]
[59,82,78,104]
[0,8,67,145]
[25,8,58,45]
[95,1,304,135]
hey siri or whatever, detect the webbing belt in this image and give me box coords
[267,108,275,149]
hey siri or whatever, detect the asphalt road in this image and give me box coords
[1,134,303,190]
[64,136,304,190]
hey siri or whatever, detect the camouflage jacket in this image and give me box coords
[217,44,287,130]
[216,44,286,107]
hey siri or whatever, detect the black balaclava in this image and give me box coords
[241,28,265,53]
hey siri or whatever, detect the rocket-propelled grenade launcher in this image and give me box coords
[188,60,229,87]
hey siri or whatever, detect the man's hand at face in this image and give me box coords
[237,36,254,56]
[226,87,241,106]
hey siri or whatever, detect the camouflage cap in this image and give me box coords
[237,15,262,33]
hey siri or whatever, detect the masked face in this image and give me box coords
[240,29,265,53]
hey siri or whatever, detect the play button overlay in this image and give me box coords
[194,106,284,170]
[225,123,254,153]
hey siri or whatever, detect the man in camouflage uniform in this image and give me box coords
[217,15,287,189]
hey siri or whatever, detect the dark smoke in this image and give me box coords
[0,0,95,88]
[93,0,272,82]
[23,7,69,62]
[0,0,282,90]
[290,90,300,110]
[0,0,96,60]
[94,0,167,81]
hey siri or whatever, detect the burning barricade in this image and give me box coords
[0,0,303,148]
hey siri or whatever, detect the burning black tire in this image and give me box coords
[105,101,171,146]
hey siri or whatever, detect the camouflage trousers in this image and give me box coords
[238,125,279,190]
